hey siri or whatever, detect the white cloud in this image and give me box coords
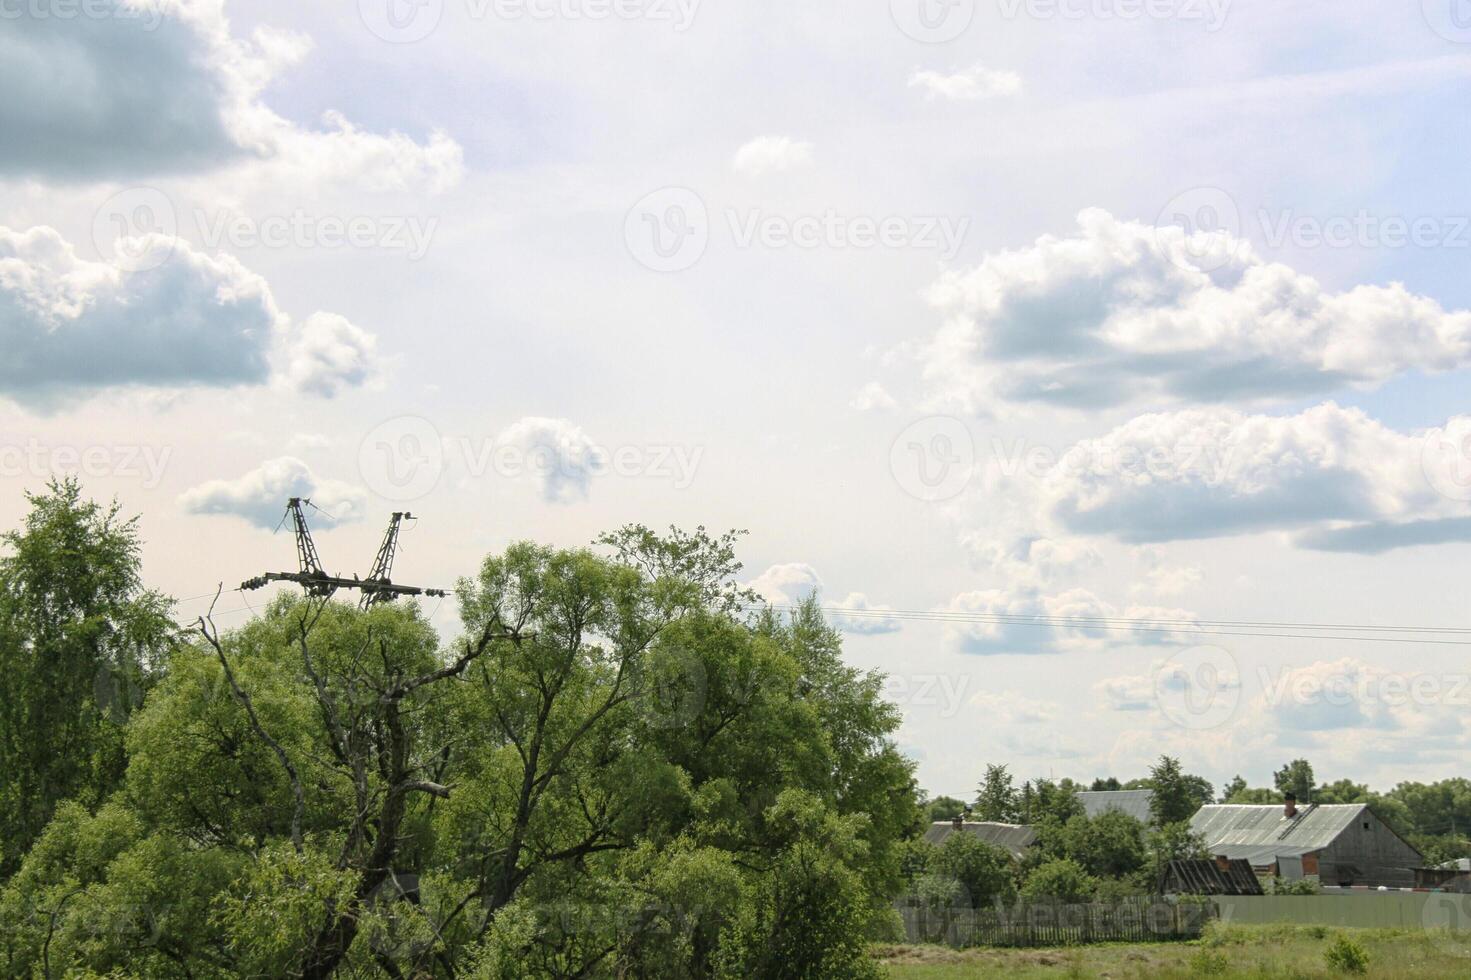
[1030,403,1471,552]
[1101,657,1470,774]
[496,417,600,504]
[286,433,332,454]
[919,209,1471,415]
[0,0,462,189]
[909,64,1022,101]
[1132,546,1204,598]
[942,587,1196,655]
[0,224,378,406]
[179,456,367,528]
[745,563,902,634]
[280,313,381,398]
[969,690,1057,725]
[828,593,904,635]
[746,562,823,606]
[964,534,1102,588]
[849,381,897,412]
[732,136,814,177]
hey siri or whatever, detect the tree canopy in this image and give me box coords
[0,510,918,978]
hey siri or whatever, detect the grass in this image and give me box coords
[873,922,1471,978]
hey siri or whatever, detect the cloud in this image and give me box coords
[942,587,1196,655]
[745,563,903,634]
[909,64,1022,101]
[0,224,378,406]
[496,417,600,504]
[746,562,823,606]
[280,313,381,398]
[964,534,1102,589]
[1029,403,1471,552]
[0,0,462,189]
[1102,658,1470,774]
[732,136,814,177]
[918,209,1471,415]
[969,690,1057,725]
[849,381,897,412]
[179,456,367,528]
[1132,546,1203,598]
[827,593,904,635]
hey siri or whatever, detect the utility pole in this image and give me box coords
[242,498,446,604]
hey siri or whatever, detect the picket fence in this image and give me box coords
[895,896,1217,948]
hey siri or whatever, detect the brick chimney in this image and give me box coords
[951,813,964,830]
[1284,793,1298,819]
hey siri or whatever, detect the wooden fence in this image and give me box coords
[895,896,1217,948]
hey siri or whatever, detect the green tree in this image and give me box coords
[1145,756,1209,826]
[1275,759,1316,801]
[1146,821,1209,886]
[0,479,173,873]
[975,764,1019,823]
[923,795,967,823]
[1020,858,1096,904]
[1220,775,1247,802]
[1,526,917,978]
[921,831,1016,910]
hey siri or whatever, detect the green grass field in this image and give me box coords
[874,923,1471,978]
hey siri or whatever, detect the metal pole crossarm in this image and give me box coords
[240,502,446,605]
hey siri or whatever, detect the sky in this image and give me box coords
[3,0,1470,801]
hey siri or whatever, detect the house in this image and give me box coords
[1077,789,1154,823]
[1158,857,1264,896]
[1190,795,1423,889]
[923,817,1038,860]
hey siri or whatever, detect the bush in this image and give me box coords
[1187,947,1230,975]
[1019,858,1097,905]
[1323,934,1370,974]
[1269,876,1322,895]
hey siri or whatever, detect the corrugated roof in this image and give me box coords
[1161,858,1264,896]
[1077,789,1154,823]
[1208,843,1321,866]
[923,821,1038,859]
[1191,803,1368,855]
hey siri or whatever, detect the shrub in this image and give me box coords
[1188,947,1230,975]
[1019,858,1097,905]
[1323,934,1370,974]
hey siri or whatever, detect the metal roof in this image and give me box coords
[1077,789,1154,823]
[1160,858,1264,896]
[923,821,1038,859]
[1208,843,1321,865]
[1191,803,1369,856]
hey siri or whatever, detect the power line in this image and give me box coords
[751,604,1471,646]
